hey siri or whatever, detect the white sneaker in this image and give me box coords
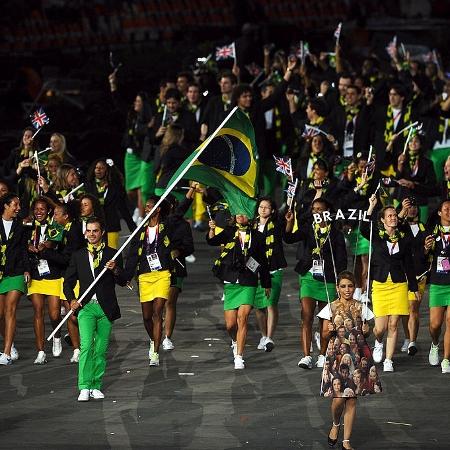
[10,344,19,361]
[34,351,47,365]
[429,343,440,366]
[298,355,313,369]
[441,358,450,374]
[234,355,245,369]
[257,336,267,350]
[185,254,196,263]
[314,331,321,351]
[90,389,105,399]
[162,336,174,351]
[70,348,80,363]
[400,339,410,352]
[231,340,237,358]
[149,352,160,366]
[148,340,154,358]
[316,354,325,368]
[383,358,394,372]
[373,340,384,363]
[407,341,417,356]
[0,353,12,365]
[77,389,90,402]
[264,337,274,352]
[52,337,62,357]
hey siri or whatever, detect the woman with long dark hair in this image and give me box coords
[253,196,287,352]
[85,158,135,249]
[0,193,30,365]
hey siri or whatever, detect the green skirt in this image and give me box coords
[430,147,450,183]
[429,283,450,307]
[299,272,336,302]
[124,153,155,199]
[254,270,283,309]
[223,284,257,311]
[0,275,27,294]
[347,228,370,255]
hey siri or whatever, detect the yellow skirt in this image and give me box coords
[107,232,120,250]
[372,275,409,317]
[138,270,171,303]
[408,278,426,302]
[28,278,62,297]
[60,279,80,301]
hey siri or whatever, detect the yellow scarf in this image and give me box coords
[87,242,105,269]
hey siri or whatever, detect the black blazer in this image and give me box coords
[63,246,127,322]
[167,215,194,278]
[0,218,30,277]
[360,216,418,291]
[254,217,287,271]
[125,220,174,279]
[206,226,271,288]
[283,220,347,283]
[84,181,136,233]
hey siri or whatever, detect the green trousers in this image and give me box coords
[78,302,112,390]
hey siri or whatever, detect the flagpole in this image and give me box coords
[396,121,418,136]
[47,106,239,341]
[63,183,85,202]
[31,127,42,140]
[34,151,41,195]
[402,126,414,155]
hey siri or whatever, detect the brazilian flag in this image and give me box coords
[168,108,259,217]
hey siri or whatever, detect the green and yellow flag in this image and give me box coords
[168,108,259,217]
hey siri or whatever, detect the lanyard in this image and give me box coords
[238,230,251,252]
[441,232,450,249]
[388,241,397,255]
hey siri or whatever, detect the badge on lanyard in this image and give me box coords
[37,259,50,276]
[147,253,162,271]
[312,259,324,275]
[437,256,450,273]
[246,256,260,273]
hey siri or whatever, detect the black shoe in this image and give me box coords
[408,342,418,356]
[64,333,73,347]
[328,423,340,447]
[264,338,274,352]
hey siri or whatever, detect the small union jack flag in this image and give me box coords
[386,36,397,59]
[216,43,235,61]
[334,22,342,41]
[302,124,320,138]
[273,155,293,181]
[30,107,50,129]
[285,180,297,197]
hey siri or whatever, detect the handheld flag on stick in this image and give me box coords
[386,35,397,59]
[30,107,50,139]
[273,155,293,181]
[334,22,342,45]
[63,183,85,203]
[48,106,242,342]
[402,126,415,155]
[303,124,327,138]
[286,178,298,210]
[216,43,236,61]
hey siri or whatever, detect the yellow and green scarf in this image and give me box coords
[87,242,105,269]
[312,223,331,256]
[384,104,412,144]
[214,224,251,268]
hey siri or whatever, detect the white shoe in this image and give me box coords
[298,355,313,369]
[52,337,62,357]
[90,389,105,399]
[407,341,417,356]
[77,389,90,402]
[314,331,321,351]
[231,340,237,358]
[149,352,160,366]
[441,358,450,374]
[10,344,19,361]
[34,351,47,365]
[148,340,154,358]
[0,353,12,365]
[162,336,174,351]
[70,348,80,363]
[234,355,245,369]
[429,343,440,366]
[185,254,196,263]
[264,337,274,352]
[257,336,267,350]
[316,354,325,368]
[383,358,394,372]
[400,339,410,352]
[373,340,384,363]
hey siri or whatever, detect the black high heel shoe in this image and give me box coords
[328,422,340,447]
